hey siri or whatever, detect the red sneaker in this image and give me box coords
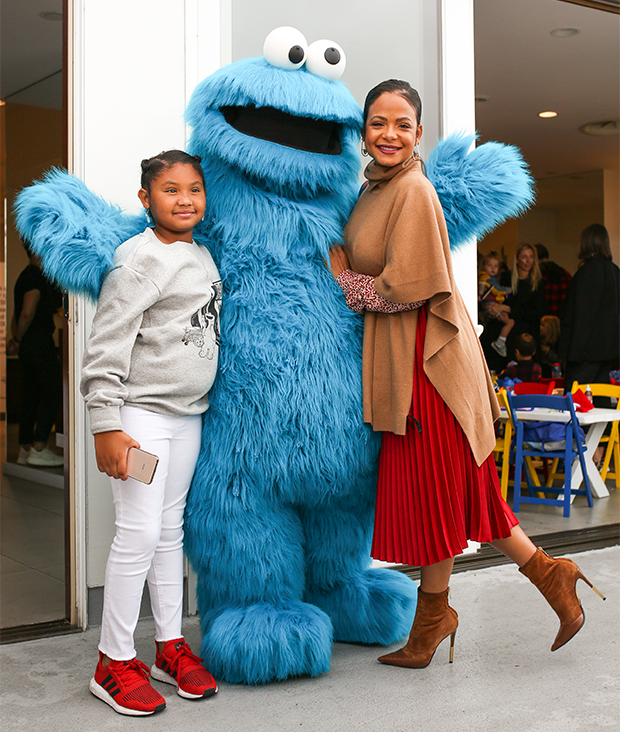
[151,639,218,699]
[89,652,166,716]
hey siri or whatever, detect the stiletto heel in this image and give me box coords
[520,547,604,651]
[577,571,606,601]
[377,588,458,668]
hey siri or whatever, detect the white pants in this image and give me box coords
[99,406,202,661]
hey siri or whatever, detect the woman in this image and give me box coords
[560,223,620,395]
[330,79,603,668]
[484,244,546,366]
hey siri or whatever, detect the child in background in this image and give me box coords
[478,252,514,357]
[82,150,221,716]
[498,332,542,383]
[539,314,561,378]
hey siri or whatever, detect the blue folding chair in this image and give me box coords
[505,391,592,518]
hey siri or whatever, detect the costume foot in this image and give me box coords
[200,601,333,684]
[306,568,417,645]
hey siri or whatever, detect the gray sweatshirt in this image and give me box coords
[81,228,221,434]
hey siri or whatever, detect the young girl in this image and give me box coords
[82,150,221,716]
[478,251,514,357]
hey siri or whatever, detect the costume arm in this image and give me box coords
[336,269,425,314]
[80,265,159,434]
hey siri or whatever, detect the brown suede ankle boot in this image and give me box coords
[377,587,458,668]
[519,547,605,651]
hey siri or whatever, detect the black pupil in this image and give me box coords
[324,47,340,65]
[289,45,305,64]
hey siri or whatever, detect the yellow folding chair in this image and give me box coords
[496,389,542,500]
[571,382,620,488]
[494,390,513,500]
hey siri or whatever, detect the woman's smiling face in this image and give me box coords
[363,92,422,168]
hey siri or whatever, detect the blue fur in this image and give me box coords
[13,56,535,687]
[14,169,146,300]
[183,57,416,684]
[427,132,535,250]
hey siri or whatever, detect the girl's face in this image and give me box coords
[485,259,499,277]
[516,247,534,276]
[138,163,206,244]
[363,92,422,168]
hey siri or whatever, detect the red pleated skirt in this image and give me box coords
[371,305,518,567]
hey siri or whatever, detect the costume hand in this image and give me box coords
[94,431,140,481]
[328,246,350,278]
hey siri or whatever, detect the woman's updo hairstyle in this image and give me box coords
[140,150,205,192]
[362,79,422,128]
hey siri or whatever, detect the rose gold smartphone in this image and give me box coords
[126,447,159,484]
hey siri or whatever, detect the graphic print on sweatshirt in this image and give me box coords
[182,280,222,359]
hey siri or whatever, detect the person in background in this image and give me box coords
[498,333,542,383]
[486,243,546,363]
[539,315,561,379]
[560,223,620,405]
[7,239,63,467]
[478,252,514,357]
[535,243,572,317]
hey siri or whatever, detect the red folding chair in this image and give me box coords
[513,381,555,395]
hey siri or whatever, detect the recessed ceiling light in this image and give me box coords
[40,11,62,21]
[550,28,580,38]
[580,120,619,136]
[539,111,558,118]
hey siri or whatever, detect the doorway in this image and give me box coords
[1,3,73,638]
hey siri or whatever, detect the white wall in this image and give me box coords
[73,0,222,589]
[604,169,620,265]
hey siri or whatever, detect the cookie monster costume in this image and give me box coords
[15,27,534,685]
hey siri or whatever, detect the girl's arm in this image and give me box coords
[336,269,425,314]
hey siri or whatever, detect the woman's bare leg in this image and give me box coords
[420,556,455,592]
[491,525,537,568]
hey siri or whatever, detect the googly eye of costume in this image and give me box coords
[263,26,346,81]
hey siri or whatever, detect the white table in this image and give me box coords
[500,407,620,499]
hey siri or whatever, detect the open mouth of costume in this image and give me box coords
[221,104,342,155]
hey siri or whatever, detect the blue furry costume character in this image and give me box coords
[16,28,533,686]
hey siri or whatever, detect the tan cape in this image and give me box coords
[343,157,499,466]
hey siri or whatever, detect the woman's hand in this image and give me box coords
[328,246,350,278]
[94,430,140,481]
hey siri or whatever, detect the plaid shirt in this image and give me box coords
[540,261,572,316]
[499,360,542,383]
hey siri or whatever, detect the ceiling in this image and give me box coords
[474,0,619,182]
[1,0,618,188]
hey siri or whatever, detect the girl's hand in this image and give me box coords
[94,431,140,480]
[328,246,350,278]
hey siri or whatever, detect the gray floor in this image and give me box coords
[1,546,618,732]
